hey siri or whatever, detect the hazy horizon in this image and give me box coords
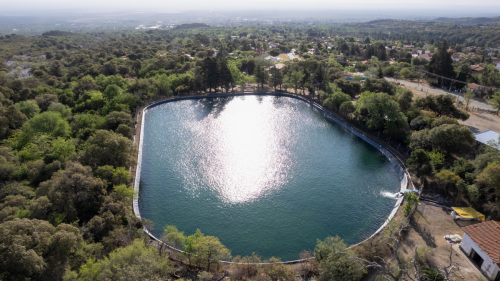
[2,4,500,19]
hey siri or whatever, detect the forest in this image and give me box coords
[1,22,500,280]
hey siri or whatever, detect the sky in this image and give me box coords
[2,0,500,15]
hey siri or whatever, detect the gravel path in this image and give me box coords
[385,77,494,111]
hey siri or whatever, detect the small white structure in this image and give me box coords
[475,130,500,150]
[286,53,297,60]
[460,221,500,280]
[496,62,500,71]
[264,56,281,62]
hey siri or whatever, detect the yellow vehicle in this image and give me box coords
[450,207,485,221]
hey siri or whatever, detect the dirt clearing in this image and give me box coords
[401,203,485,280]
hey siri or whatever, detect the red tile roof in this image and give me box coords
[468,83,481,89]
[471,65,484,72]
[462,221,500,263]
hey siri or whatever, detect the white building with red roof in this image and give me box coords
[460,220,500,280]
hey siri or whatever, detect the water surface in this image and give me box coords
[139,95,400,260]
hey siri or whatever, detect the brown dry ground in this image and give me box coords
[458,111,500,135]
[400,203,486,281]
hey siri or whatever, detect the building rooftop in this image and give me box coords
[475,130,500,149]
[471,65,485,72]
[462,221,500,264]
[468,83,481,89]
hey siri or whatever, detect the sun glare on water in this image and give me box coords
[178,97,296,204]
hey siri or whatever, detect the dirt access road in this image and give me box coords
[386,77,494,111]
[403,84,500,134]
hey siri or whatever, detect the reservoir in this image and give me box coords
[138,95,401,261]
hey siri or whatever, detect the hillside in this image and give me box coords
[41,30,76,36]
[431,16,500,24]
[173,23,211,30]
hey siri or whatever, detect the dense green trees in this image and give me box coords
[355,91,408,135]
[0,103,27,139]
[333,78,361,97]
[80,130,136,168]
[323,83,351,111]
[36,161,107,222]
[20,111,70,140]
[182,229,231,271]
[15,100,40,118]
[68,239,172,281]
[0,219,82,281]
[285,70,304,94]
[409,124,474,153]
[361,78,396,96]
[415,94,469,120]
[427,40,455,85]
[488,90,500,114]
[406,149,432,176]
[314,236,364,281]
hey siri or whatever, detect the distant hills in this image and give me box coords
[173,23,210,30]
[430,16,500,24]
[362,17,500,26]
[364,19,405,25]
[42,30,76,36]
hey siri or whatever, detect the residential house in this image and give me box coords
[471,65,485,74]
[120,56,127,60]
[467,46,477,52]
[255,49,266,56]
[264,56,281,62]
[497,62,500,71]
[451,55,460,62]
[419,53,433,61]
[447,48,455,52]
[459,221,500,280]
[467,83,482,93]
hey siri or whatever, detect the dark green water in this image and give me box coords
[138,95,400,261]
